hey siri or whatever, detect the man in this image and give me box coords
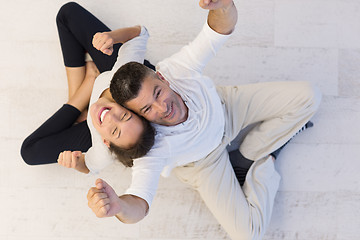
[87,0,321,239]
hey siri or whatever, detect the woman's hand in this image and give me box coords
[57,150,89,174]
[92,32,114,56]
[92,26,142,56]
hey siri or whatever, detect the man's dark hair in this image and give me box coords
[110,61,154,106]
[108,116,155,167]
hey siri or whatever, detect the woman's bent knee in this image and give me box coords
[56,2,81,24]
[20,139,44,166]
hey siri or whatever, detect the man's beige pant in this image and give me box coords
[173,81,322,240]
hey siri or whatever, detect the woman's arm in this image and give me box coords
[57,151,90,174]
[92,26,141,56]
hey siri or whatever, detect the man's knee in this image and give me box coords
[229,226,258,240]
[299,81,322,114]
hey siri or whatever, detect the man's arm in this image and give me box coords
[115,195,149,223]
[157,0,236,74]
[87,179,148,224]
[200,0,238,35]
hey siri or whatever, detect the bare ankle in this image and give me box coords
[85,61,100,80]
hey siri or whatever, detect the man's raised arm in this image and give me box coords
[87,179,149,224]
[199,0,237,35]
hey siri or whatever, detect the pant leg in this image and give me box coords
[173,145,281,240]
[217,81,322,161]
[56,2,122,73]
[20,104,92,165]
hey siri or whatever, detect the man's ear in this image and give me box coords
[102,138,111,148]
[156,71,169,86]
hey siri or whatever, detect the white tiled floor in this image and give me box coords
[1,0,359,239]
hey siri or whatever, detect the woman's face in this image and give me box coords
[90,97,144,149]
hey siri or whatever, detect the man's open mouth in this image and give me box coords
[164,102,174,119]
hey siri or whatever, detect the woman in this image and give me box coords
[20,2,155,173]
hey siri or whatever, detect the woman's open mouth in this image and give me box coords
[99,107,110,124]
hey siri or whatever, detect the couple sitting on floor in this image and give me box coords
[21,1,321,239]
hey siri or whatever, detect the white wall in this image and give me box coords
[0,0,359,239]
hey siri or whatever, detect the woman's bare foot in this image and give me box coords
[85,61,100,80]
[75,109,88,123]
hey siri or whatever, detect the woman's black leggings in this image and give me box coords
[21,2,154,165]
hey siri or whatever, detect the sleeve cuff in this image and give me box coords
[204,21,233,39]
[124,189,153,209]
